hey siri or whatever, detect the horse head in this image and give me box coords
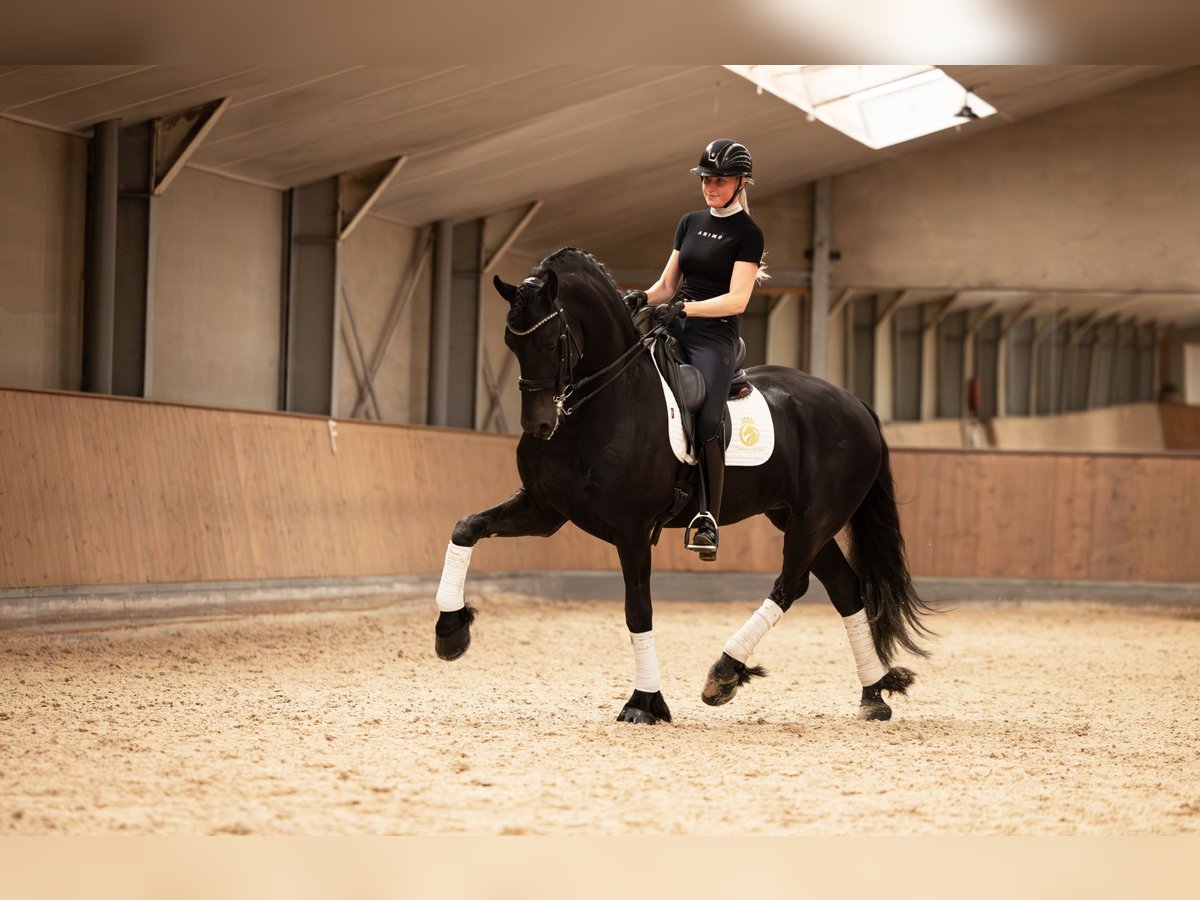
[494,268,576,440]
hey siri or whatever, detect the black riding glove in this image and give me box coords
[622,290,648,314]
[649,300,686,326]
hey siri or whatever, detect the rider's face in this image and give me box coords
[701,175,740,208]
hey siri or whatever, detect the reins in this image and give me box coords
[554,334,656,417]
[506,280,674,424]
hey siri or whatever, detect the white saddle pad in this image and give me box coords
[651,356,775,467]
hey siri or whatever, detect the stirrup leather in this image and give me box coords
[685,512,719,561]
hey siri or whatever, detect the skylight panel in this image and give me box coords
[725,65,997,150]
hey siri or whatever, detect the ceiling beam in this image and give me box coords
[999,301,1037,337]
[876,290,909,322]
[965,301,998,337]
[1065,309,1110,345]
[922,294,960,333]
[1031,309,1063,347]
[828,287,856,319]
[338,155,408,241]
[483,200,543,276]
[153,97,232,196]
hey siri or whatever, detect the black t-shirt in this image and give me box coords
[672,209,764,302]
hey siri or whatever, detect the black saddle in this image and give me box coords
[634,301,750,454]
[655,333,749,415]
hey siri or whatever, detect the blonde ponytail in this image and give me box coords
[742,183,770,284]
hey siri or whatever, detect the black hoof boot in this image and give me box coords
[701,653,766,707]
[617,690,672,724]
[434,606,477,661]
[858,666,916,721]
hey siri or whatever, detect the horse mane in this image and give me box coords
[538,246,620,290]
[510,247,635,341]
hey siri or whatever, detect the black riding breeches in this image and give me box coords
[670,316,738,443]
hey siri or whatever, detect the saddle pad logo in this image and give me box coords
[725,390,774,466]
[739,417,760,447]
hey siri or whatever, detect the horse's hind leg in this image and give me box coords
[701,511,818,707]
[810,540,916,721]
[434,488,566,661]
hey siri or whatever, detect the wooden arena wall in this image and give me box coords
[2,388,1199,590]
[885,402,1200,453]
[1160,402,1200,452]
[888,450,1200,582]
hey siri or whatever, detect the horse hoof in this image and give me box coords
[858,698,892,721]
[435,607,476,661]
[617,690,671,724]
[857,667,913,719]
[701,673,738,706]
[702,654,766,706]
[617,706,659,724]
[435,626,470,661]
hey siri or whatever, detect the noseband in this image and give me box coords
[505,276,656,428]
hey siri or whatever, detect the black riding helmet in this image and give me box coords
[689,139,753,179]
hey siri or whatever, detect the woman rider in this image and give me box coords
[625,139,766,561]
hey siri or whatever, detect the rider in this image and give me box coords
[625,139,766,561]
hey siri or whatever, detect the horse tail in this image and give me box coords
[848,409,937,666]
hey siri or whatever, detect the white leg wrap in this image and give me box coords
[843,609,888,686]
[435,542,473,612]
[723,598,783,663]
[630,630,661,693]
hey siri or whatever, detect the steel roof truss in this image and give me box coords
[152,97,231,196]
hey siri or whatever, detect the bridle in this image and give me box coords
[506,276,658,429]
[506,277,583,406]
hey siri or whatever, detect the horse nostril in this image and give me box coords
[529,418,561,440]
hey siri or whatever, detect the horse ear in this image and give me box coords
[493,275,518,304]
[543,268,558,302]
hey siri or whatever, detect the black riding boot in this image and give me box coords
[686,433,726,562]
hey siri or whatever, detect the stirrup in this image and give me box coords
[685,512,719,562]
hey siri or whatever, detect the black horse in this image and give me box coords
[433,247,933,724]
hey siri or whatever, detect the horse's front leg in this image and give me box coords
[615,534,672,725]
[435,488,565,661]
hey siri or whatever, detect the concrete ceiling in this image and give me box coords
[0,65,1180,230]
[3,64,1196,327]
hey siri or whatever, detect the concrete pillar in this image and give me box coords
[428,219,454,427]
[920,317,937,421]
[425,217,483,429]
[113,121,155,397]
[1185,343,1200,404]
[808,178,832,380]
[83,119,119,395]
[996,331,1009,416]
[82,118,155,398]
[450,218,482,428]
[285,177,341,416]
[872,292,901,421]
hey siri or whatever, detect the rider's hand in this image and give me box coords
[649,300,686,325]
[622,290,648,313]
